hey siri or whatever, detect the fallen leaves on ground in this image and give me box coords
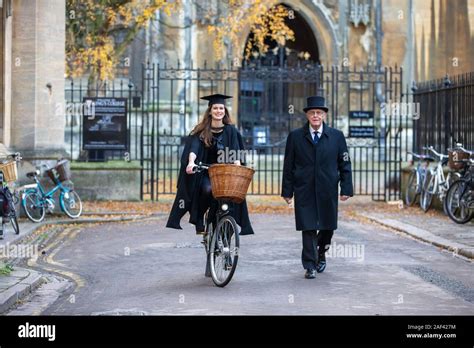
[81,195,450,222]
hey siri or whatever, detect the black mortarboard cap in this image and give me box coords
[200,94,233,107]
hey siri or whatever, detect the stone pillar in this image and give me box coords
[1,0,13,147]
[10,0,66,158]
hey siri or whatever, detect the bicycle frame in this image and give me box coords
[426,161,446,195]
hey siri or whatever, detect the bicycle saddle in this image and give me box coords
[412,153,435,162]
[420,155,435,162]
[26,170,39,178]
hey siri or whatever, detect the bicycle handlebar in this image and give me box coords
[422,146,447,159]
[455,146,473,156]
[408,151,434,162]
[1,152,22,162]
[192,162,210,173]
[408,151,422,158]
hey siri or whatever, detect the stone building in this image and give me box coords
[413,0,474,81]
[129,0,474,89]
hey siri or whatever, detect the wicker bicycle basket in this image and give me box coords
[0,161,18,182]
[448,148,470,170]
[208,164,255,204]
[46,159,71,183]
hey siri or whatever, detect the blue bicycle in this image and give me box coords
[21,161,82,222]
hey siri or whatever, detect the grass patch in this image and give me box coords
[0,263,14,276]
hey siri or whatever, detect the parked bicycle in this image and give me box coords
[445,150,474,224]
[0,153,22,239]
[193,162,244,287]
[420,146,460,213]
[405,151,434,206]
[21,159,82,222]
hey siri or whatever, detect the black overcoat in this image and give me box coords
[166,124,254,235]
[281,121,353,231]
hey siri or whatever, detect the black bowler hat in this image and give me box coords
[303,96,329,113]
[200,94,233,107]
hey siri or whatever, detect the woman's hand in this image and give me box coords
[186,162,196,174]
[187,152,197,174]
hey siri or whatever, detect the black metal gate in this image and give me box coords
[65,62,410,201]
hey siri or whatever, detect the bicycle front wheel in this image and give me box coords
[209,216,240,287]
[60,190,82,218]
[442,172,461,215]
[10,215,19,235]
[22,191,45,223]
[446,180,473,224]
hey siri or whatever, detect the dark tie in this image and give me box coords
[313,131,319,144]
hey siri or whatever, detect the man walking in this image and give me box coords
[281,96,353,279]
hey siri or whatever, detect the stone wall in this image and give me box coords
[70,162,142,201]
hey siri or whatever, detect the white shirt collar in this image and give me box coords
[309,123,323,136]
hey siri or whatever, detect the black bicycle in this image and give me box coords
[193,162,240,287]
[0,153,22,239]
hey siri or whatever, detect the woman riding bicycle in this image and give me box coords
[166,94,254,236]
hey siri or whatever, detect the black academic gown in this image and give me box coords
[166,124,254,235]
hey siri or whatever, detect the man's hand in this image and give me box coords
[283,197,293,205]
[340,195,350,201]
[186,162,196,174]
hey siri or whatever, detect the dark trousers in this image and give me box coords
[196,175,217,233]
[301,230,334,269]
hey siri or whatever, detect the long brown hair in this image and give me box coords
[190,106,233,147]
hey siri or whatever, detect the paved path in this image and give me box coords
[11,212,472,315]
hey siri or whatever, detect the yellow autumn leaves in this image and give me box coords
[67,0,295,81]
[207,0,295,62]
[66,0,179,81]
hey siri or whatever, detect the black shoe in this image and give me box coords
[316,253,326,273]
[305,269,316,279]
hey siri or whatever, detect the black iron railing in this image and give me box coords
[413,72,474,153]
[65,62,409,201]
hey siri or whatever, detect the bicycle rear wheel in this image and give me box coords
[209,215,240,287]
[446,180,473,224]
[22,191,45,223]
[405,170,420,206]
